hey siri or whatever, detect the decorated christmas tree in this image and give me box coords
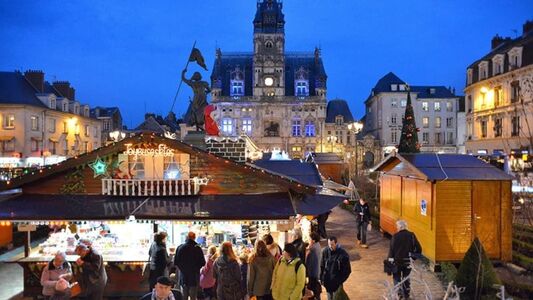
[398,88,420,153]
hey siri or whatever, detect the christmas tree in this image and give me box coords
[398,88,420,153]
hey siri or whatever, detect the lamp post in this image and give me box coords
[347,122,363,179]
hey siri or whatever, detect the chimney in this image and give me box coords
[166,111,177,123]
[524,20,533,37]
[24,70,44,93]
[145,113,155,120]
[53,81,74,100]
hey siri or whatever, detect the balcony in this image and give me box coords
[101,177,209,196]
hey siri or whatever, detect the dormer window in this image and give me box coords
[294,67,309,97]
[62,101,68,112]
[335,115,344,126]
[478,61,489,80]
[467,68,473,85]
[84,107,90,117]
[390,84,398,91]
[508,47,523,70]
[230,67,245,97]
[74,104,79,115]
[492,54,504,75]
[50,98,56,109]
[429,88,436,95]
[399,84,406,91]
[295,80,308,97]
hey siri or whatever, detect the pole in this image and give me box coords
[170,41,196,113]
[355,139,359,177]
[24,231,30,257]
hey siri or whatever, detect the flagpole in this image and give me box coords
[170,40,196,113]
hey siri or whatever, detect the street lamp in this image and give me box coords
[347,121,363,179]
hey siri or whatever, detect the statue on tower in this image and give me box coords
[182,46,211,131]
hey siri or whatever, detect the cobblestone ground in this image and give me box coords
[322,206,445,300]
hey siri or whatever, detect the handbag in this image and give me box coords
[70,282,82,297]
[383,259,398,275]
[367,223,372,231]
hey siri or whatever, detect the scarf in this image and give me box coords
[151,289,176,300]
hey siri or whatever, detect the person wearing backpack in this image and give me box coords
[213,242,243,300]
[174,232,206,300]
[271,244,306,300]
[387,220,422,300]
[320,236,351,300]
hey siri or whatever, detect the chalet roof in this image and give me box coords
[0,134,316,194]
[252,159,323,187]
[373,153,514,181]
[309,152,344,164]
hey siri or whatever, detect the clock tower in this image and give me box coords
[252,0,285,97]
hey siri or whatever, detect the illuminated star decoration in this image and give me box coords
[89,156,107,177]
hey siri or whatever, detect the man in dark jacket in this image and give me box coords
[354,198,372,248]
[320,236,351,300]
[387,220,422,299]
[140,276,183,300]
[174,232,206,300]
[149,232,170,291]
[75,243,107,300]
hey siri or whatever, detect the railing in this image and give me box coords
[101,177,209,196]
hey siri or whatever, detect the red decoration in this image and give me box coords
[204,105,220,136]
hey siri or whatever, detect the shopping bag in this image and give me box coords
[367,223,372,231]
[70,282,82,297]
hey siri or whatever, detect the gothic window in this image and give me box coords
[265,40,273,48]
[292,119,302,136]
[305,121,315,137]
[230,67,245,97]
[264,121,279,137]
[294,67,309,97]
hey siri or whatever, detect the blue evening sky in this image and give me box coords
[0,1,531,128]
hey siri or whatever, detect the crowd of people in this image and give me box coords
[39,198,422,300]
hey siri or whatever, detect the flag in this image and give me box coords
[188,47,207,70]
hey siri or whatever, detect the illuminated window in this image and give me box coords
[435,117,441,128]
[222,118,234,135]
[292,119,301,136]
[435,132,442,144]
[401,99,407,107]
[494,86,502,106]
[434,102,441,111]
[391,99,398,107]
[422,117,429,128]
[242,119,252,134]
[446,101,453,112]
[231,80,244,96]
[30,116,39,131]
[129,156,145,179]
[295,80,309,97]
[85,125,90,137]
[305,121,315,137]
[422,102,429,111]
[3,114,15,129]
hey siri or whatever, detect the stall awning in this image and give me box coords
[0,193,298,221]
[0,191,345,221]
[0,136,14,141]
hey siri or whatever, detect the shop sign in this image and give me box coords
[420,199,427,216]
[125,144,175,159]
[18,224,37,232]
[0,157,21,168]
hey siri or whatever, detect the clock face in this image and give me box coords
[264,77,274,86]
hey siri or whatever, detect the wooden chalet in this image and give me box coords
[373,153,514,263]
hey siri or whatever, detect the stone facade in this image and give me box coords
[363,72,461,154]
[208,0,355,160]
[464,22,533,156]
[0,70,102,168]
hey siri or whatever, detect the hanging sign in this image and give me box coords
[420,199,427,216]
[18,224,37,232]
[125,144,175,159]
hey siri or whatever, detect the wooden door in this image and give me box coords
[472,181,501,258]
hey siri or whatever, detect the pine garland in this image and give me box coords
[59,167,86,194]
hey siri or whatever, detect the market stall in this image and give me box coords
[0,134,344,298]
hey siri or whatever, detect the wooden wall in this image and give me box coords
[0,225,12,247]
[379,174,402,236]
[316,164,344,184]
[500,181,512,261]
[435,181,473,261]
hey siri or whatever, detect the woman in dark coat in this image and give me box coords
[213,241,243,300]
[149,232,170,291]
